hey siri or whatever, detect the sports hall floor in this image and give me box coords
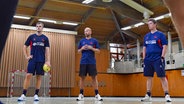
[0,97,183,104]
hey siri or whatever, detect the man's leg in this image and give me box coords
[76,76,85,101]
[141,59,154,102]
[160,77,169,93]
[146,77,153,96]
[17,73,33,101]
[33,75,42,101]
[35,75,42,93]
[160,77,172,102]
[23,73,33,91]
[91,76,102,101]
[141,77,153,102]
[91,76,99,95]
[79,76,86,95]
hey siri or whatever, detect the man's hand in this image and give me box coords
[45,61,51,67]
[86,45,93,50]
[26,55,33,60]
[161,56,165,63]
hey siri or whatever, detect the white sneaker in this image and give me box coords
[141,94,152,102]
[165,95,172,102]
[34,94,39,101]
[95,94,103,101]
[76,94,84,101]
[17,94,26,101]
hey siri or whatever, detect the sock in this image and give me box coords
[165,91,169,96]
[147,91,151,97]
[22,89,27,95]
[95,89,99,95]
[80,89,83,95]
[35,89,39,95]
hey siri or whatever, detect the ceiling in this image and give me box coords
[13,0,178,48]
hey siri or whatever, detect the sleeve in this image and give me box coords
[24,35,32,46]
[45,37,50,47]
[94,39,100,49]
[143,36,147,47]
[160,33,168,45]
[78,40,82,49]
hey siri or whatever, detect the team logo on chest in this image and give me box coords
[154,35,157,39]
[90,42,93,45]
[42,39,45,42]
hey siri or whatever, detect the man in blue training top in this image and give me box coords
[77,27,102,101]
[141,18,171,102]
[18,22,50,102]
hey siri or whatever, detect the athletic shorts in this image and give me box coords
[27,59,45,75]
[143,58,166,77]
[79,64,97,76]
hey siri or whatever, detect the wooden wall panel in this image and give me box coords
[69,70,184,97]
[0,28,75,89]
[2,33,184,97]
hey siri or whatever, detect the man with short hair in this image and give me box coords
[141,18,172,102]
[77,27,103,101]
[18,22,50,101]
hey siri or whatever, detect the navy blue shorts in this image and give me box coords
[27,60,45,75]
[79,64,97,76]
[143,58,165,77]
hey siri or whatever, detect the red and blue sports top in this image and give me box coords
[25,34,50,62]
[78,38,100,64]
[144,31,168,61]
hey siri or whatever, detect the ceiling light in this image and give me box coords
[38,19,57,24]
[102,0,112,2]
[121,26,132,30]
[121,13,171,31]
[62,22,78,26]
[14,15,31,19]
[82,0,94,4]
[134,22,144,27]
[154,15,164,20]
[11,24,77,35]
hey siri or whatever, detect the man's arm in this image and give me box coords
[142,46,146,59]
[161,45,167,58]
[45,47,51,66]
[87,45,100,53]
[23,45,32,60]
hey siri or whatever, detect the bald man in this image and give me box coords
[163,0,184,48]
[77,27,103,101]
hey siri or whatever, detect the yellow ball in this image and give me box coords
[43,64,51,72]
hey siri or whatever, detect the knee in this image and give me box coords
[25,74,32,80]
[91,76,97,81]
[160,77,167,81]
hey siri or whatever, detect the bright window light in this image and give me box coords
[14,15,31,20]
[38,19,57,24]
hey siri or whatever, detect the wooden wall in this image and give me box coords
[1,29,184,97]
[0,28,76,97]
[51,49,184,97]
